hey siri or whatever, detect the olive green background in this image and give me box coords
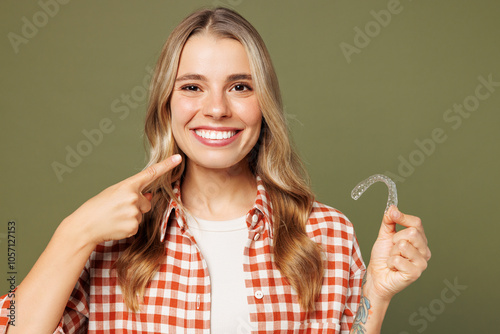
[1,0,499,332]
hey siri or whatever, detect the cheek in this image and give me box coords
[247,105,263,137]
[243,105,263,146]
[251,111,262,127]
[170,96,198,129]
[235,99,262,126]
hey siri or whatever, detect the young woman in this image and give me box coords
[0,7,430,333]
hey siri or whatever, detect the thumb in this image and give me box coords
[138,192,154,214]
[378,205,401,239]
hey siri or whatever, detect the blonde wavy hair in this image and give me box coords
[114,7,324,313]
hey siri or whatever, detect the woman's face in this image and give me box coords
[170,34,262,171]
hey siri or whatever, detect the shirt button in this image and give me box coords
[252,214,258,223]
[254,290,264,299]
[253,233,260,241]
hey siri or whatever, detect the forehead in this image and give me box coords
[177,34,252,77]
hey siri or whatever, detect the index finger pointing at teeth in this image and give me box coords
[128,154,182,191]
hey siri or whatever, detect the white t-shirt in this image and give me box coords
[186,212,255,333]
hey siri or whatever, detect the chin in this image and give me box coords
[189,153,249,171]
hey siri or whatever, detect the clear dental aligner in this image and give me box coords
[351,174,398,213]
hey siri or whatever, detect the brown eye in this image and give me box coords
[232,84,252,92]
[182,85,200,91]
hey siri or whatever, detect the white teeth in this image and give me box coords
[194,129,237,140]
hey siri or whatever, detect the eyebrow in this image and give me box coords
[175,73,252,82]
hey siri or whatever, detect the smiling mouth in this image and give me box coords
[194,129,239,140]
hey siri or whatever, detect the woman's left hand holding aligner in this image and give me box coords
[363,206,432,303]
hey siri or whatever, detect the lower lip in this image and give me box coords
[191,130,242,147]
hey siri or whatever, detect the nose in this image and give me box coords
[202,90,231,119]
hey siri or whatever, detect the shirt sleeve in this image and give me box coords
[0,289,15,331]
[0,260,91,334]
[340,230,366,333]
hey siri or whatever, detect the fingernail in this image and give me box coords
[172,154,181,163]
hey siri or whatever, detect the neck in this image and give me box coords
[180,158,257,220]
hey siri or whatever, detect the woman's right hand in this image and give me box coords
[62,154,182,247]
[3,154,182,334]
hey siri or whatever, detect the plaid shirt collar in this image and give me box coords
[159,175,274,243]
